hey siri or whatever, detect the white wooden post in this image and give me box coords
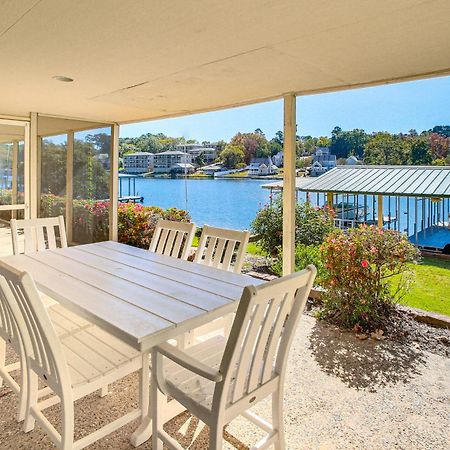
[109,124,119,241]
[66,132,74,243]
[29,113,38,219]
[282,94,296,275]
[11,141,18,220]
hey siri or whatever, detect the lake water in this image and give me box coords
[121,177,448,238]
[128,177,295,229]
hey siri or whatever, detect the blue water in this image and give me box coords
[119,177,450,240]
[126,177,293,229]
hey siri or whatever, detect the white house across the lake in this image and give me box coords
[309,147,337,177]
[248,156,279,176]
[123,152,154,174]
[153,150,193,173]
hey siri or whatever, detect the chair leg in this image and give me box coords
[17,351,28,422]
[140,352,150,419]
[151,366,163,450]
[0,338,5,388]
[209,422,223,450]
[272,390,285,450]
[23,371,38,433]
[61,396,75,450]
[99,385,109,397]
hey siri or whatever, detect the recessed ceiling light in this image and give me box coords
[52,75,74,82]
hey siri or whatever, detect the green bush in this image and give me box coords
[251,197,335,256]
[320,225,420,331]
[271,244,327,284]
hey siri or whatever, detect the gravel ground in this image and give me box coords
[1,314,449,449]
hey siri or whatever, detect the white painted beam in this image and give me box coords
[282,94,296,275]
[109,124,119,241]
[66,132,74,243]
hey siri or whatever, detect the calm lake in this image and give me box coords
[126,177,301,229]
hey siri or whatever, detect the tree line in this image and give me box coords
[119,125,450,169]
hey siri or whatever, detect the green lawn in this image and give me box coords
[194,237,450,316]
[400,257,450,316]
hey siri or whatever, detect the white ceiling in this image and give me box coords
[0,0,449,123]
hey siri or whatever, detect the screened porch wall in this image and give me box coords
[37,115,113,245]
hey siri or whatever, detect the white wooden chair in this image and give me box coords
[151,265,317,450]
[0,294,100,423]
[0,261,150,450]
[149,219,196,260]
[186,225,250,346]
[10,216,68,255]
[194,225,250,273]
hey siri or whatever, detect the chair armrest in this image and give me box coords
[156,342,223,382]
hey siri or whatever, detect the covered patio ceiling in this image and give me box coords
[1,0,450,123]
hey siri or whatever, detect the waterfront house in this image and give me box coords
[273,151,284,167]
[190,147,218,165]
[346,155,359,165]
[153,150,193,174]
[248,156,279,176]
[123,152,154,174]
[169,162,195,175]
[200,163,223,175]
[309,147,337,177]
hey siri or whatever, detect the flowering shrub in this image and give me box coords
[118,203,191,248]
[320,225,420,331]
[251,197,335,256]
[40,193,190,247]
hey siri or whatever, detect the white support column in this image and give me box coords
[11,141,18,219]
[29,113,38,219]
[109,124,119,241]
[282,94,296,275]
[66,132,74,243]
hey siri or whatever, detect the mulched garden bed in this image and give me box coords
[244,254,450,359]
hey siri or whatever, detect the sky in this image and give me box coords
[121,76,450,142]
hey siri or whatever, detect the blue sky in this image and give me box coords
[121,76,450,141]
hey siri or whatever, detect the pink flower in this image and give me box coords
[361,260,369,268]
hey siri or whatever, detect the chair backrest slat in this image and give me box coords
[0,261,70,394]
[149,220,195,260]
[194,225,250,273]
[10,216,68,255]
[215,266,316,410]
[36,226,46,251]
[46,225,57,250]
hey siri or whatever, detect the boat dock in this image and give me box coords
[119,174,144,204]
[263,166,450,254]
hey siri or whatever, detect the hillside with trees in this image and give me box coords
[119,125,450,168]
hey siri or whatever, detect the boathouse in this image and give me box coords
[264,166,450,254]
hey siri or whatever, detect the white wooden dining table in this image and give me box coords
[2,240,263,445]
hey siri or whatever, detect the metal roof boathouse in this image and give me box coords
[264,166,450,254]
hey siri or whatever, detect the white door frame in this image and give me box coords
[0,118,30,219]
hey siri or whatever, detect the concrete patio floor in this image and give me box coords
[1,314,449,449]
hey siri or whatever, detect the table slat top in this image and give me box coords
[2,241,261,350]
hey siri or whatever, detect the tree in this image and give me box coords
[410,136,431,165]
[316,136,331,147]
[330,127,369,159]
[431,125,450,138]
[274,130,283,146]
[195,153,205,166]
[364,133,411,165]
[429,133,449,161]
[220,144,245,168]
[230,132,270,164]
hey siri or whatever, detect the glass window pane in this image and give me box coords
[73,128,111,243]
[40,135,67,220]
